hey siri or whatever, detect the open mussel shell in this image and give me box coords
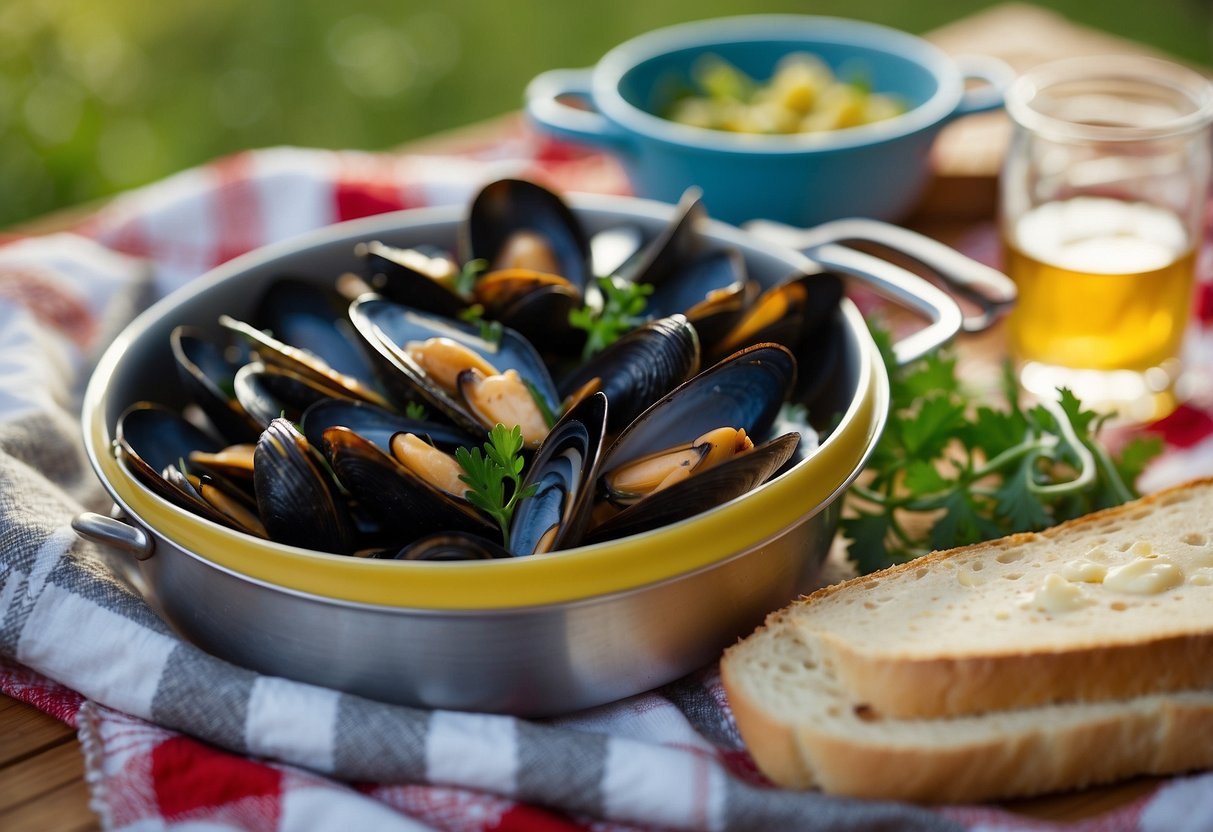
[644,248,750,351]
[599,342,798,474]
[188,444,256,486]
[557,314,700,433]
[617,187,706,285]
[461,178,592,293]
[234,361,365,429]
[115,403,255,533]
[385,531,512,561]
[710,271,844,361]
[302,399,473,455]
[472,271,584,354]
[356,240,467,318]
[170,326,261,443]
[320,426,495,541]
[254,277,380,381]
[349,296,561,435]
[254,418,358,555]
[220,314,390,410]
[162,463,267,538]
[584,432,801,544]
[510,391,608,556]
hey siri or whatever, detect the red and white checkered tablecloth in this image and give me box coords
[4,129,1213,831]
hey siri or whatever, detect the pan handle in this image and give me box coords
[72,510,155,561]
[803,243,963,366]
[745,217,1017,334]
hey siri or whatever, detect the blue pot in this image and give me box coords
[526,15,1012,227]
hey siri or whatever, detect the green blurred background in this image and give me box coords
[2,0,1210,228]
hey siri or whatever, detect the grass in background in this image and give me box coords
[1,0,1209,227]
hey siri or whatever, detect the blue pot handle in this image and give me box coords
[525,68,634,153]
[947,55,1016,121]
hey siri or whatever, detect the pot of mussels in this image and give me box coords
[74,179,1009,716]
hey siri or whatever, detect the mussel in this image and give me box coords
[122,177,843,563]
[585,344,801,543]
[350,296,561,447]
[254,418,357,554]
[320,425,495,542]
[557,315,700,433]
[461,178,592,351]
[356,241,467,317]
[116,403,265,536]
[170,326,261,443]
[509,391,607,555]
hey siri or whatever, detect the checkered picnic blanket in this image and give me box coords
[4,132,1213,831]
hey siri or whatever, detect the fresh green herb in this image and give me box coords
[841,323,1163,575]
[453,258,489,296]
[569,276,654,361]
[523,378,559,429]
[457,303,504,345]
[404,401,429,421]
[455,424,538,548]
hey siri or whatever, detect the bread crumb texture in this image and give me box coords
[802,481,1213,658]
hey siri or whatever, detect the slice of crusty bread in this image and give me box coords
[720,608,1213,803]
[791,478,1213,719]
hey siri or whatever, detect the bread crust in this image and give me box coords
[793,693,1213,803]
[719,636,817,789]
[804,477,1213,718]
[720,478,1213,803]
[822,631,1213,719]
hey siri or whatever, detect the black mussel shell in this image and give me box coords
[357,241,467,318]
[557,315,700,433]
[116,403,254,532]
[644,248,749,351]
[617,188,706,286]
[510,391,608,556]
[349,296,561,434]
[170,326,261,443]
[584,432,801,544]
[320,426,495,541]
[221,315,390,410]
[302,399,473,455]
[233,361,362,429]
[254,418,357,554]
[599,343,797,474]
[473,273,584,354]
[710,271,844,363]
[255,277,380,381]
[461,178,592,293]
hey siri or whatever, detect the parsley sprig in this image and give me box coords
[454,424,538,549]
[569,276,653,361]
[841,325,1163,574]
[452,257,489,296]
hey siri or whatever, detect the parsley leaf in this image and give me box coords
[457,303,504,345]
[453,258,489,296]
[570,276,653,361]
[454,424,538,549]
[843,321,1164,574]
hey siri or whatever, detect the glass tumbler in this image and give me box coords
[1000,56,1213,422]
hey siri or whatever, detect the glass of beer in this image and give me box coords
[1001,56,1213,422]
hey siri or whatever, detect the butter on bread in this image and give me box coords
[721,478,1213,802]
[793,478,1213,718]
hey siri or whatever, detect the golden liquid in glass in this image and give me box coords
[1003,197,1196,372]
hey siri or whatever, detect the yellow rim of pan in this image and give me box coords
[87,327,883,612]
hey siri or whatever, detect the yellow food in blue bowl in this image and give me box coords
[667,52,907,134]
